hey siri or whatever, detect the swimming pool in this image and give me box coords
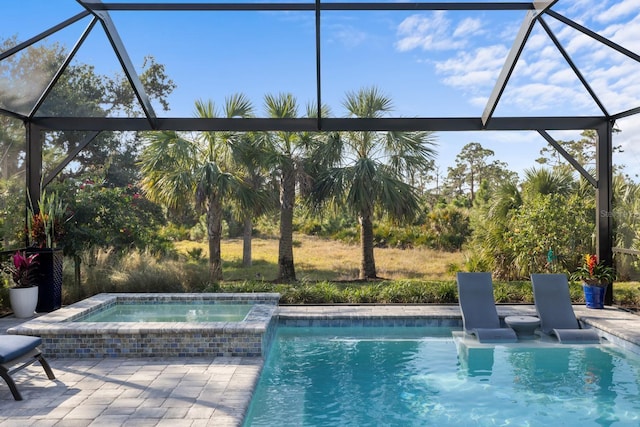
[244,326,640,426]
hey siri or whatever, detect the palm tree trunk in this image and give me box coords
[73,254,82,290]
[242,215,252,268]
[359,213,377,279]
[278,165,296,281]
[207,197,224,282]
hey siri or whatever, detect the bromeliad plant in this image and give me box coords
[3,251,39,288]
[28,190,68,248]
[570,254,616,286]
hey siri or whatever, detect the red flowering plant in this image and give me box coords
[2,251,39,288]
[570,254,616,286]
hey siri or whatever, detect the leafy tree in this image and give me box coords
[312,87,437,279]
[505,192,593,277]
[41,55,175,185]
[467,167,594,279]
[0,37,176,252]
[227,131,276,267]
[139,96,254,282]
[63,180,168,287]
[445,142,516,203]
[535,129,623,173]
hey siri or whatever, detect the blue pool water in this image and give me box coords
[244,326,640,426]
[74,303,252,322]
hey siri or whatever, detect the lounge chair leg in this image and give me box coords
[36,354,56,380]
[0,366,23,401]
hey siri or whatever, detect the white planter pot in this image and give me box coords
[9,286,39,318]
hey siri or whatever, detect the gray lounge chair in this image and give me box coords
[530,273,600,344]
[0,335,56,400]
[456,272,518,343]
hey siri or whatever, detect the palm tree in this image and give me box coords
[263,93,310,282]
[139,95,254,282]
[521,167,575,197]
[312,86,437,279]
[228,131,275,267]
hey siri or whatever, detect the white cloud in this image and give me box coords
[548,68,578,85]
[597,0,639,23]
[453,18,483,38]
[326,24,368,49]
[395,11,474,52]
[469,96,489,108]
[435,45,509,88]
[393,2,640,119]
[500,82,595,113]
[613,115,640,177]
[603,12,640,52]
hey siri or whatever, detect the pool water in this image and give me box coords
[244,326,640,426]
[74,303,252,322]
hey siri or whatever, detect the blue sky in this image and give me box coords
[2,0,640,179]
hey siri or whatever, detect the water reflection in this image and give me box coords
[508,346,617,427]
[457,344,494,378]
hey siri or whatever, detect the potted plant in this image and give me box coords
[26,190,68,312]
[3,251,39,318]
[570,254,615,309]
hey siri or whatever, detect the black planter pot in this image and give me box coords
[26,247,63,312]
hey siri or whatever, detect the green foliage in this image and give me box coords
[467,167,595,280]
[57,249,640,311]
[506,193,593,277]
[64,183,169,258]
[186,248,204,261]
[0,177,25,249]
[425,206,470,250]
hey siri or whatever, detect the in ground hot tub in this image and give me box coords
[8,293,279,358]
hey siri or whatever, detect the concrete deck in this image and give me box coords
[0,304,638,426]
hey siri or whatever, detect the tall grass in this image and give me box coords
[47,236,640,310]
[175,234,464,282]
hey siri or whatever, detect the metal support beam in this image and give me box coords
[595,122,614,305]
[537,130,596,187]
[30,116,608,132]
[78,0,158,128]
[29,18,99,118]
[481,1,557,127]
[315,0,322,129]
[538,17,609,118]
[612,106,640,121]
[42,131,102,188]
[0,11,91,61]
[87,2,538,12]
[25,123,43,228]
[546,9,640,64]
[0,109,27,121]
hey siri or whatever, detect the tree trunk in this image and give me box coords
[74,254,82,289]
[359,213,377,279]
[242,215,252,268]
[278,164,296,281]
[207,197,224,282]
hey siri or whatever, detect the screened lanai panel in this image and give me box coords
[320,9,527,118]
[0,20,92,117]
[42,130,139,187]
[36,24,147,118]
[491,22,606,118]
[106,10,317,117]
[0,0,85,47]
[0,115,26,249]
[541,16,640,117]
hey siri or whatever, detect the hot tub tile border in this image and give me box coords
[8,293,280,358]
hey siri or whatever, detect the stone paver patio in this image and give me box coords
[1,304,639,426]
